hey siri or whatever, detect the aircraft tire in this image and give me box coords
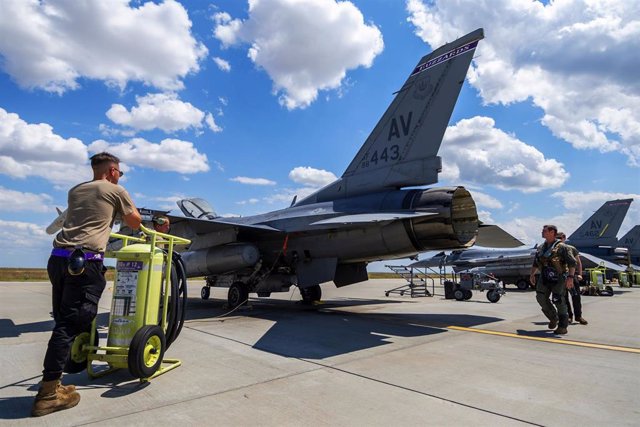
[487,290,501,303]
[516,279,529,291]
[300,285,322,304]
[201,286,210,300]
[453,288,465,301]
[228,282,249,308]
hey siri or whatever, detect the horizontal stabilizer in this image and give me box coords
[310,211,437,226]
[475,225,524,248]
[580,252,626,271]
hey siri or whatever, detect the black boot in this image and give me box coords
[554,315,569,335]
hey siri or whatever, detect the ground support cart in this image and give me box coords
[66,225,191,382]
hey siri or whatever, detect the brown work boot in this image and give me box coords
[57,380,76,394]
[31,380,80,417]
[578,317,588,325]
[548,318,558,329]
[554,326,568,335]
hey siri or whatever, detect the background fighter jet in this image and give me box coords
[155,28,493,308]
[618,225,640,268]
[412,198,635,289]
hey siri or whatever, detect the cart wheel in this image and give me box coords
[128,325,166,379]
[228,281,249,308]
[385,292,390,297]
[516,279,529,291]
[453,288,465,301]
[463,289,473,300]
[201,286,210,300]
[64,329,98,374]
[487,290,501,303]
[604,285,614,296]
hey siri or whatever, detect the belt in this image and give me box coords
[51,248,104,261]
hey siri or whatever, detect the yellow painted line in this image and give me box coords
[447,325,640,354]
[599,223,609,238]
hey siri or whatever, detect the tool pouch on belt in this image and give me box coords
[541,266,559,284]
[68,248,86,276]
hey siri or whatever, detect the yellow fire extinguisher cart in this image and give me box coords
[66,225,190,382]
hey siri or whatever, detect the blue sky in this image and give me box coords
[0,0,639,268]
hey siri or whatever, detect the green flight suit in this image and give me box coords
[532,239,577,327]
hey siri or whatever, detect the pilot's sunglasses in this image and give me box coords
[154,217,168,225]
[111,167,124,177]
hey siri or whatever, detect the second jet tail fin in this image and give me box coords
[567,199,633,247]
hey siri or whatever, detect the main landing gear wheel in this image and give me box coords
[228,281,249,309]
[453,288,465,301]
[300,285,322,304]
[64,329,98,374]
[201,286,210,300]
[486,290,501,303]
[128,325,166,379]
[516,279,529,291]
[463,289,473,300]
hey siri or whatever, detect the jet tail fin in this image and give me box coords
[567,199,633,247]
[618,225,640,251]
[300,28,484,204]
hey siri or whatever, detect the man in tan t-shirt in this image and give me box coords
[32,152,141,417]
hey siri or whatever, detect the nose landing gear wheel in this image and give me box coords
[128,325,166,379]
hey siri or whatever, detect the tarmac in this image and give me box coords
[1,278,639,426]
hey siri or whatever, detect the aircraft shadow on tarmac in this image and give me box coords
[183,297,503,359]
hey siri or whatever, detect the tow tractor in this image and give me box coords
[453,271,505,303]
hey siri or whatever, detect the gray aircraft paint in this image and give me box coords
[101,29,493,305]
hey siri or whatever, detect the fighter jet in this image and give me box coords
[412,199,634,289]
[154,28,493,308]
[618,225,640,268]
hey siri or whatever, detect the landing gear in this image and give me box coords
[228,281,249,308]
[201,286,210,300]
[300,285,322,304]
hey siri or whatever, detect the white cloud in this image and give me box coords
[0,108,91,186]
[406,0,640,165]
[89,137,209,174]
[212,56,231,72]
[0,0,208,93]
[106,93,213,133]
[0,187,53,212]
[237,198,260,205]
[439,116,569,192]
[205,113,223,133]
[230,176,276,186]
[0,219,52,266]
[289,166,337,187]
[213,0,384,109]
[470,191,503,210]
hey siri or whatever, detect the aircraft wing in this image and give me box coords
[580,252,627,271]
[168,214,280,234]
[309,211,437,226]
[475,224,524,248]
